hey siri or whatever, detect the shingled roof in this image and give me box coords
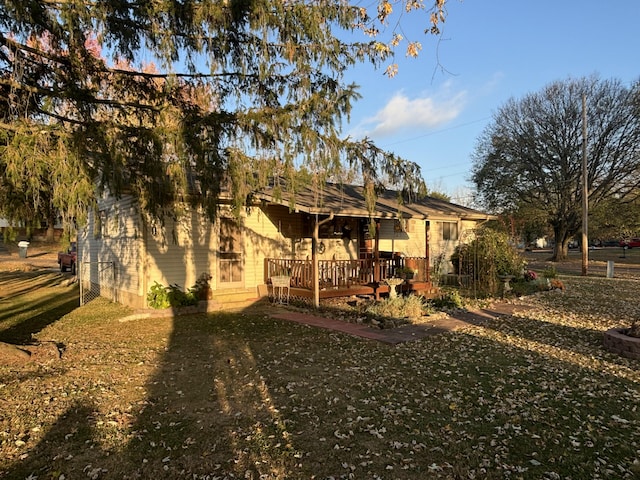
[256,183,492,221]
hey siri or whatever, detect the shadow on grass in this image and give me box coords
[479,311,606,354]
[0,271,71,299]
[5,293,640,478]
[6,401,99,479]
[0,274,79,344]
[5,309,306,478]
[0,297,79,344]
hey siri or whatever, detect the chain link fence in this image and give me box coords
[79,261,116,305]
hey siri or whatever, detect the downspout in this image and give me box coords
[312,212,334,308]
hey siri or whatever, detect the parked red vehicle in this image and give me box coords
[57,242,77,274]
[620,238,640,249]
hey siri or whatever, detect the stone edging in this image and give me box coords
[119,300,230,322]
[118,298,267,322]
[603,328,640,360]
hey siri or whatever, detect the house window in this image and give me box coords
[219,218,243,284]
[95,208,118,238]
[107,210,119,237]
[94,210,106,239]
[441,221,458,241]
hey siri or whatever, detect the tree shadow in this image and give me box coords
[4,309,302,478]
[0,271,70,299]
[0,291,79,344]
[479,309,607,355]
[5,402,101,479]
[4,300,640,479]
[117,312,299,478]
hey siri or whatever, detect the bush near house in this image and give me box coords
[451,226,525,296]
[146,273,212,309]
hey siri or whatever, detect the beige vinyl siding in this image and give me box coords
[459,220,479,243]
[242,205,288,286]
[144,212,217,293]
[430,218,481,274]
[376,218,427,257]
[79,194,144,306]
[144,204,296,293]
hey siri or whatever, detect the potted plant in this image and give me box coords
[396,266,415,280]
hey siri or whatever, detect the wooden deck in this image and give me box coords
[266,257,429,286]
[265,257,436,301]
[285,280,437,300]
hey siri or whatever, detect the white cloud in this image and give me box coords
[480,71,504,95]
[357,86,467,138]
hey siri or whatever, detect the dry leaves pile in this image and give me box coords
[1,273,640,479]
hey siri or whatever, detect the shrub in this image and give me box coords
[395,266,415,278]
[431,288,464,310]
[365,295,428,319]
[189,273,212,300]
[451,226,526,296]
[542,265,558,279]
[147,281,171,309]
[147,274,211,309]
[166,284,198,307]
[510,279,530,297]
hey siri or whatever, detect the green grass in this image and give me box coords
[0,272,79,344]
[1,271,640,479]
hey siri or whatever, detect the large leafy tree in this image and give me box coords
[472,76,640,261]
[589,192,640,242]
[0,121,93,239]
[0,0,447,230]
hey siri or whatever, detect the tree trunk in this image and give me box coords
[551,225,570,261]
[45,225,55,242]
[45,208,56,242]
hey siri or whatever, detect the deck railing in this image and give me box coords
[265,256,429,290]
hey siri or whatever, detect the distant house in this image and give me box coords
[77,183,492,309]
[0,218,64,242]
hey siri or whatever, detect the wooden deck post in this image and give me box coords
[312,212,334,308]
[373,220,380,283]
[373,220,380,299]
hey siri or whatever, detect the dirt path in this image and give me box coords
[271,302,534,344]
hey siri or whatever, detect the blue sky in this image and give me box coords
[343,0,640,203]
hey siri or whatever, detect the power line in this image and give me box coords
[381,116,491,147]
[427,162,470,172]
[428,169,471,179]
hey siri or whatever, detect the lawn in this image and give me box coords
[1,269,640,479]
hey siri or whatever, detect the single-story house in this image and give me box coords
[77,183,492,309]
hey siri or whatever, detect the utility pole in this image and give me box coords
[581,93,589,276]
